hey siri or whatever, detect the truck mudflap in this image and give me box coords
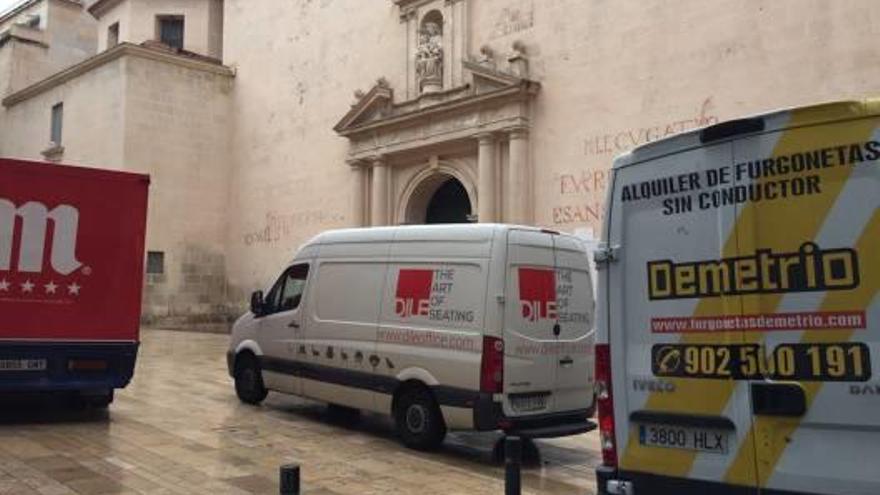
[596,466,837,495]
[0,341,138,392]
[473,392,596,438]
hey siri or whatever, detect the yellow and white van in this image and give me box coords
[595,100,879,495]
[228,224,596,449]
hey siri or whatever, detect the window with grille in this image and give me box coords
[157,15,184,50]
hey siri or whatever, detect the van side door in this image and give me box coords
[258,262,310,396]
[301,258,386,412]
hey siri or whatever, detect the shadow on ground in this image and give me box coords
[0,393,110,424]
[258,392,551,468]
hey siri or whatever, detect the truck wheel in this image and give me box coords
[68,389,113,410]
[234,354,268,405]
[394,387,446,450]
[88,390,114,409]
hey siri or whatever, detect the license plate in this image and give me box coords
[0,359,46,371]
[639,423,728,454]
[510,394,548,413]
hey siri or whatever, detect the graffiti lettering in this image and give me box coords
[242,210,345,246]
[583,98,719,157]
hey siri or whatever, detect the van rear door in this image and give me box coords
[503,229,558,417]
[607,141,759,490]
[731,108,880,495]
[552,235,596,413]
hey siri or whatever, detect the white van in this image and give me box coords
[595,100,880,495]
[227,224,596,449]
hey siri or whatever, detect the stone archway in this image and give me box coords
[400,168,475,225]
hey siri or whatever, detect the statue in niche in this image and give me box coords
[416,21,443,93]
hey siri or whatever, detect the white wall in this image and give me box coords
[221,0,880,297]
[1,48,235,323]
[95,0,222,59]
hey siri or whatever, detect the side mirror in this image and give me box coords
[250,290,265,316]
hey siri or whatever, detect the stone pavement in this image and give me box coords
[0,329,600,494]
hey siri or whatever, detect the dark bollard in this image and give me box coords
[504,436,522,495]
[280,463,300,495]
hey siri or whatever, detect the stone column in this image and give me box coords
[476,132,496,223]
[370,156,390,226]
[349,162,366,227]
[507,126,529,224]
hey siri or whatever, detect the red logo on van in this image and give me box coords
[519,268,557,322]
[395,269,433,318]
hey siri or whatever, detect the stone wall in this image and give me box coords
[0,0,96,97]
[122,51,235,327]
[94,0,223,58]
[0,45,235,329]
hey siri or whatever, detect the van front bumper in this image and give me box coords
[597,466,831,495]
[473,393,596,438]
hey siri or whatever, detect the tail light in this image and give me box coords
[595,343,617,467]
[68,359,108,372]
[480,336,504,393]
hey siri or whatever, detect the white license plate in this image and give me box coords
[0,359,46,371]
[639,423,728,454]
[510,394,548,413]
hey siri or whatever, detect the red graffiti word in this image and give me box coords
[552,203,605,226]
[559,169,609,196]
[584,99,718,156]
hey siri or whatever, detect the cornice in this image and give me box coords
[337,79,540,138]
[87,0,123,18]
[0,0,41,26]
[3,42,233,107]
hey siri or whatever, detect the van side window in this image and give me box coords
[264,263,309,314]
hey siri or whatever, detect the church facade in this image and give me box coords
[3,0,880,327]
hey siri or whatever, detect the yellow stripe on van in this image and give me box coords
[621,102,877,482]
[725,210,879,487]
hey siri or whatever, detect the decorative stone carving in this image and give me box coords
[508,40,529,77]
[477,45,495,68]
[417,21,443,93]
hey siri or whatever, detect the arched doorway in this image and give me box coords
[425,178,470,223]
[401,172,474,224]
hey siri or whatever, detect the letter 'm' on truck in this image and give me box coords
[0,158,149,407]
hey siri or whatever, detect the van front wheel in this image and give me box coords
[234,353,268,405]
[394,387,446,450]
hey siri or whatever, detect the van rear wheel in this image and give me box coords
[394,387,446,450]
[234,354,267,405]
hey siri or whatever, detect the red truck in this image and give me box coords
[0,158,149,407]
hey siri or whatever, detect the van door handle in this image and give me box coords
[288,321,300,329]
[751,382,806,417]
[559,357,574,367]
[553,323,561,337]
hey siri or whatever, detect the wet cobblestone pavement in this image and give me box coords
[0,329,600,494]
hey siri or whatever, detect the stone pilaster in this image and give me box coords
[476,132,496,223]
[370,156,390,226]
[348,161,367,227]
[507,126,529,224]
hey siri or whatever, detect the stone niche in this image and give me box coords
[396,0,469,99]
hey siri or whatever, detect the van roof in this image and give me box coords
[614,98,880,169]
[304,223,565,247]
